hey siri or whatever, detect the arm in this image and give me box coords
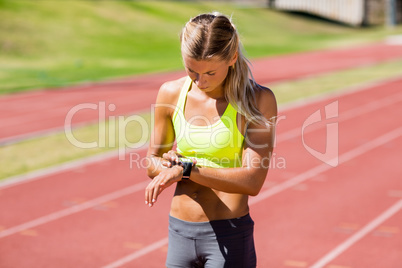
[145,79,188,207]
[146,80,180,179]
[189,89,277,196]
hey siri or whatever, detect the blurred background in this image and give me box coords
[0,0,402,267]
[0,0,401,94]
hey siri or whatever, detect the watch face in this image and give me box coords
[180,160,193,179]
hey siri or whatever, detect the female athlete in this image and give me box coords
[145,12,277,267]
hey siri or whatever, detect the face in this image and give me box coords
[182,54,236,94]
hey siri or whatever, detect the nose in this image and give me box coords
[194,74,207,88]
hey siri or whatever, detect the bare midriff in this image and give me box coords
[170,180,249,222]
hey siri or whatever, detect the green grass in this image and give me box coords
[271,60,402,104]
[0,114,151,179]
[1,0,402,180]
[1,60,401,180]
[1,0,401,93]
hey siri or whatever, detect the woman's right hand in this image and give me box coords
[145,165,183,207]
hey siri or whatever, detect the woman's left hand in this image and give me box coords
[145,165,183,207]
[161,150,183,168]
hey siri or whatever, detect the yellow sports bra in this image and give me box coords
[172,77,245,168]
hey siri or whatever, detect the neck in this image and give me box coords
[192,82,226,101]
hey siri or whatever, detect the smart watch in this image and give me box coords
[179,158,193,180]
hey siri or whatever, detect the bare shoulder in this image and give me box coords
[254,83,277,119]
[156,76,187,106]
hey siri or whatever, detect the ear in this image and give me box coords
[229,51,238,67]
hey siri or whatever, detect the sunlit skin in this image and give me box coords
[182,54,237,99]
[145,54,277,222]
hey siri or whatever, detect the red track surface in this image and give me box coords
[1,43,402,267]
[1,42,402,144]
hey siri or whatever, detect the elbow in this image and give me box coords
[245,174,265,196]
[241,183,262,196]
[248,187,261,197]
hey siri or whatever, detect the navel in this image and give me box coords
[190,192,198,200]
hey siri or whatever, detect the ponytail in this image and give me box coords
[181,13,270,126]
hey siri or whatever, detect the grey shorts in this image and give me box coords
[166,214,256,268]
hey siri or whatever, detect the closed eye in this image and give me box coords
[187,67,215,76]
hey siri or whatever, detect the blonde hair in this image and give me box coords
[180,13,266,125]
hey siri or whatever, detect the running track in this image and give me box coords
[0,42,402,268]
[1,75,402,266]
[2,42,402,145]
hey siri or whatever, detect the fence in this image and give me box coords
[268,0,402,26]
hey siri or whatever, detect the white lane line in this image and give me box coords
[3,82,402,191]
[0,144,148,191]
[0,107,151,146]
[278,90,402,143]
[277,73,402,113]
[100,127,402,267]
[310,199,402,268]
[2,94,149,126]
[251,127,402,204]
[0,181,149,239]
[102,237,169,268]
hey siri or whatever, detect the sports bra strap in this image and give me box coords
[172,77,192,123]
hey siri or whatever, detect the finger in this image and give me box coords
[145,183,151,205]
[163,152,174,162]
[150,184,161,207]
[167,150,179,163]
[162,152,177,166]
[162,160,171,168]
[145,179,158,206]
